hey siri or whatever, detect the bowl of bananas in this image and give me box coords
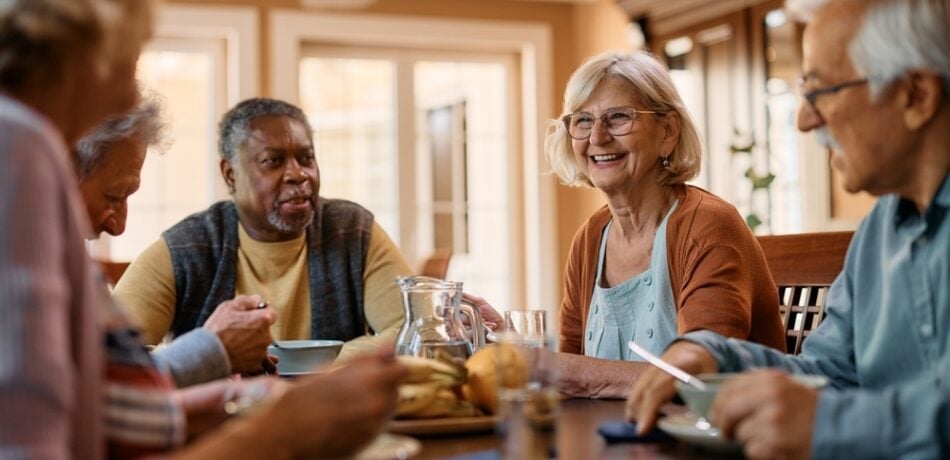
[389,345,528,435]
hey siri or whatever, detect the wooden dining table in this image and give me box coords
[406,399,743,459]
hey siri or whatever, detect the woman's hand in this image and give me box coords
[462,292,504,331]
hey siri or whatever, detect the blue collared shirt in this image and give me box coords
[683,174,950,459]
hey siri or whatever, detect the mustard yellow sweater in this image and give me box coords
[114,221,412,361]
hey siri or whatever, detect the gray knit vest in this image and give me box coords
[163,198,373,341]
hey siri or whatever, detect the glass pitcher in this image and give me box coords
[395,275,485,362]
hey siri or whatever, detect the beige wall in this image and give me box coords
[164,0,630,298]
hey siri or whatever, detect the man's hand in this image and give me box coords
[266,347,408,458]
[625,341,717,434]
[709,369,817,460]
[202,295,276,374]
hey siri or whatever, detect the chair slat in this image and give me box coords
[757,232,852,355]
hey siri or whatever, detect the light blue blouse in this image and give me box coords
[584,201,679,361]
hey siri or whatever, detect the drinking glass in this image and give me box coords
[496,310,559,460]
[503,309,547,343]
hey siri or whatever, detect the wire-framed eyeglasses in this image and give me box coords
[798,77,869,120]
[561,107,660,140]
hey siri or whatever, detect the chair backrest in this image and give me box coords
[756,231,853,354]
[417,249,452,279]
[96,260,130,287]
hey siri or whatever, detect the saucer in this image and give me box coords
[355,433,421,460]
[657,414,742,454]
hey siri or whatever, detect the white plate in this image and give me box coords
[355,433,421,460]
[657,414,742,454]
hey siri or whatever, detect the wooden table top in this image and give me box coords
[407,399,742,459]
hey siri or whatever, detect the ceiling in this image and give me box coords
[617,0,774,37]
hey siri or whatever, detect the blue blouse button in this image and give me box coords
[644,275,653,286]
[921,324,933,337]
[594,305,599,314]
[587,330,593,340]
[646,328,654,339]
[648,302,655,311]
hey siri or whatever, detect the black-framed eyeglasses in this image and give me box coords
[561,107,660,140]
[798,77,869,120]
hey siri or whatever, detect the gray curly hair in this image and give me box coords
[0,0,154,91]
[218,98,314,161]
[75,93,169,179]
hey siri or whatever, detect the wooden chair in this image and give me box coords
[756,231,853,354]
[96,260,130,287]
[417,249,452,279]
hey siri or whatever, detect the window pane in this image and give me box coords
[415,60,508,304]
[108,48,219,261]
[298,57,398,241]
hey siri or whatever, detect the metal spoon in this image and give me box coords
[628,340,707,390]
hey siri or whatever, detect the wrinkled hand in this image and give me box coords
[462,292,504,330]
[625,341,717,433]
[202,295,276,374]
[267,347,408,458]
[178,376,280,439]
[709,369,817,460]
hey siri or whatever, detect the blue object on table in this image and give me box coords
[597,421,675,444]
[447,449,502,460]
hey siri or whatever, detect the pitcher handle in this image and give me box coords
[459,304,486,351]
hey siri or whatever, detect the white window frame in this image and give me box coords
[89,5,261,261]
[270,10,558,312]
[154,4,260,105]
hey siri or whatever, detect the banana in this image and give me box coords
[395,382,442,417]
[397,355,467,385]
[407,389,459,418]
[445,400,481,418]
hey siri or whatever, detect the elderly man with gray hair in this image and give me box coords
[76,95,166,237]
[114,97,412,376]
[76,96,279,387]
[627,0,950,458]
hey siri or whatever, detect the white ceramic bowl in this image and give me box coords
[268,340,343,374]
[675,373,828,419]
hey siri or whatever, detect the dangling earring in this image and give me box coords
[661,155,671,168]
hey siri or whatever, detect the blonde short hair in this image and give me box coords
[545,50,702,188]
[0,0,154,90]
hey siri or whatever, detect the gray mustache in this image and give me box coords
[277,189,313,203]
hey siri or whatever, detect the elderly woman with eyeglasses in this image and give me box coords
[548,51,786,398]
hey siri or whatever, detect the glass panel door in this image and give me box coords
[299,56,398,239]
[298,48,517,307]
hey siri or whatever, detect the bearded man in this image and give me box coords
[115,98,411,374]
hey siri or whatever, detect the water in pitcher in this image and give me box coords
[417,340,473,366]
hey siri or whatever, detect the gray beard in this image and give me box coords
[267,206,314,234]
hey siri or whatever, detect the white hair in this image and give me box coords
[545,50,702,188]
[850,0,950,99]
[75,91,169,179]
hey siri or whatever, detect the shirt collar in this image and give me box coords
[894,173,949,227]
[934,173,950,207]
